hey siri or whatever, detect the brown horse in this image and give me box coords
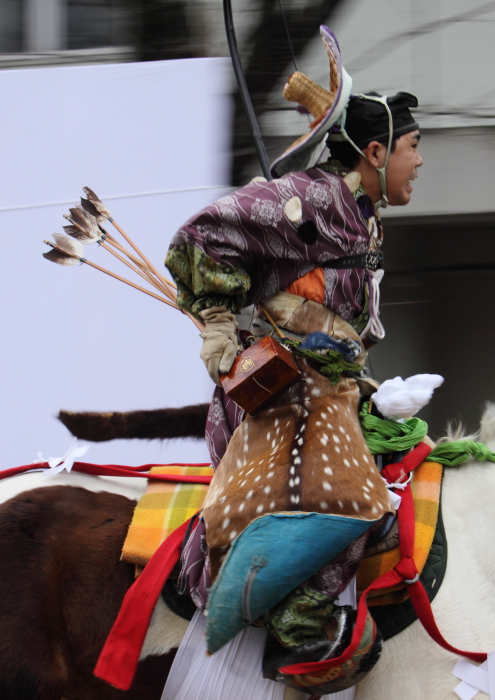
[0,404,208,700]
[0,477,185,700]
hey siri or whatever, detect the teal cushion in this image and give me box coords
[206,511,376,653]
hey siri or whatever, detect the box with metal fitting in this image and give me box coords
[220,336,301,414]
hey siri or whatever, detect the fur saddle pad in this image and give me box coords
[121,465,214,567]
[356,460,443,606]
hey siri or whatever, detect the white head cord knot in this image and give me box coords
[360,269,385,341]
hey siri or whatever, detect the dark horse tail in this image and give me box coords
[58,404,210,442]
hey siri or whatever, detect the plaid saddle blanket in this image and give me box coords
[121,464,214,567]
[357,459,443,606]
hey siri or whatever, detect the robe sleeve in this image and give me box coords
[165,167,371,321]
[165,241,251,319]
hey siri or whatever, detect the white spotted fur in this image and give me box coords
[139,596,190,660]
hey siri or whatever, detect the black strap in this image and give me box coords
[322,250,384,272]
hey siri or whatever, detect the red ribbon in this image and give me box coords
[0,461,213,484]
[93,517,193,691]
[281,442,486,677]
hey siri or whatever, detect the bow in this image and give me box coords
[223,0,273,181]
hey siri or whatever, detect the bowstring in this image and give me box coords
[277,0,298,72]
[276,0,313,125]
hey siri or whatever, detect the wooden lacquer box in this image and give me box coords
[220,336,301,414]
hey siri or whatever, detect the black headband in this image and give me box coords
[337,91,419,148]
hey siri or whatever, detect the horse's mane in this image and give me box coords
[437,422,479,444]
[436,402,495,451]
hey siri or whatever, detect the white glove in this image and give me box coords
[199,306,238,386]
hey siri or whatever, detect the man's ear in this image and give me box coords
[361,140,386,168]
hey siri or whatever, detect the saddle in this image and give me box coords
[121,464,214,567]
[121,457,447,648]
[358,459,443,606]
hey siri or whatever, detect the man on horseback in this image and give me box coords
[165,25,423,695]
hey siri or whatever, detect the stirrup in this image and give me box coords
[263,605,382,695]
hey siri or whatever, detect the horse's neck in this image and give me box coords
[408,460,495,659]
[355,460,495,700]
[442,460,495,580]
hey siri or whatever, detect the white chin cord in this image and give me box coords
[360,269,385,341]
[327,94,394,340]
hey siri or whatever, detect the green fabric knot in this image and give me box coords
[358,402,495,468]
[427,440,495,467]
[282,339,363,386]
[359,402,428,454]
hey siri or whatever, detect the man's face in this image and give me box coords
[385,130,423,206]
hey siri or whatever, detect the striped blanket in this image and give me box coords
[121,465,214,567]
[357,459,443,606]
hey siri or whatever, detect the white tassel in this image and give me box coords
[452,652,495,699]
[34,438,90,477]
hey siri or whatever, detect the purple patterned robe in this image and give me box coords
[167,167,378,610]
[166,167,373,322]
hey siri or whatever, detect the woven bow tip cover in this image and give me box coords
[270,25,351,178]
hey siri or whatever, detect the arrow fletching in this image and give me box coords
[80,197,107,223]
[43,248,81,266]
[82,187,112,219]
[52,233,85,258]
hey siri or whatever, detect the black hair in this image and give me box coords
[327,133,398,169]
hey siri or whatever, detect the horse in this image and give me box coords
[1,405,495,700]
[0,470,188,700]
[355,404,495,700]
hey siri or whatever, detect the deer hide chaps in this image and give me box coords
[202,359,393,654]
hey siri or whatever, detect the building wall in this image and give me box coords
[0,0,133,65]
[319,0,495,434]
[372,212,495,437]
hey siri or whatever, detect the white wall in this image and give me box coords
[0,57,232,469]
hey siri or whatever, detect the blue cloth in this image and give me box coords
[300,331,361,362]
[206,511,377,654]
